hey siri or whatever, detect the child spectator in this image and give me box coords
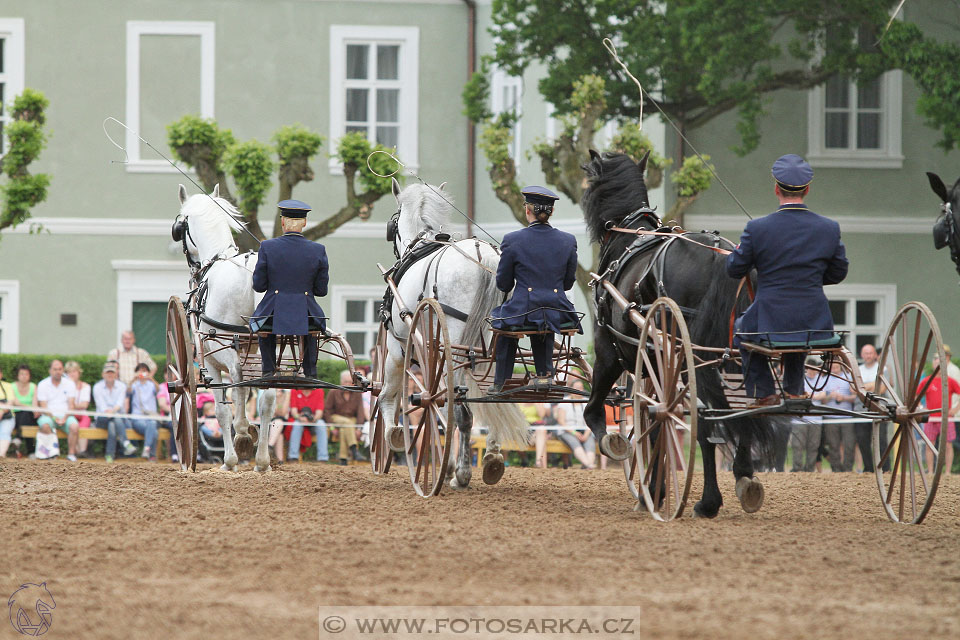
[93,361,136,462]
[64,361,92,458]
[199,400,222,443]
[36,360,79,461]
[128,363,160,461]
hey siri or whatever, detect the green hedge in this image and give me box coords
[0,354,367,389]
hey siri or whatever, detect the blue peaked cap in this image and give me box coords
[771,154,813,192]
[521,185,560,206]
[278,199,311,218]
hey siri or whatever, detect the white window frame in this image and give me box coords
[125,21,215,173]
[0,279,21,353]
[329,285,384,359]
[329,25,419,175]
[492,67,522,163]
[0,18,25,157]
[825,283,897,354]
[112,260,190,342]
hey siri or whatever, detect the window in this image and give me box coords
[125,21,215,173]
[0,18,25,157]
[0,280,20,353]
[826,284,897,355]
[329,26,419,174]
[330,285,384,359]
[492,68,522,162]
[112,260,191,344]
[807,24,902,168]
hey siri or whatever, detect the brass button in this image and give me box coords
[528,287,532,292]
[553,289,557,293]
[304,291,308,295]
[274,290,279,294]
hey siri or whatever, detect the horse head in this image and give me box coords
[174,183,245,265]
[580,150,651,244]
[390,177,451,256]
[927,172,960,275]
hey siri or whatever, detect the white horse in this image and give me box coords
[175,184,277,472]
[380,178,529,488]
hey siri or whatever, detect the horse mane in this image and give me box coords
[181,193,246,254]
[402,183,452,235]
[580,151,650,244]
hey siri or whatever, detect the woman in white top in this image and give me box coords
[64,361,92,457]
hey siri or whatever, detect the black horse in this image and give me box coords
[928,172,960,276]
[580,150,771,518]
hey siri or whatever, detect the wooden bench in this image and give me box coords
[19,426,174,458]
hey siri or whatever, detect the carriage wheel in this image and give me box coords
[369,325,392,475]
[620,373,645,502]
[874,301,947,524]
[166,296,197,471]
[631,297,698,521]
[401,299,455,497]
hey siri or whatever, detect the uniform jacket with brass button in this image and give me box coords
[250,232,328,334]
[491,222,582,333]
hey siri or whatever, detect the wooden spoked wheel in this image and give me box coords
[620,373,646,502]
[874,301,947,524]
[166,296,197,471]
[369,325,392,475]
[401,299,455,497]
[631,297,698,521]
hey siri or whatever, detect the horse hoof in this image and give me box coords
[220,463,237,472]
[248,425,259,446]
[481,453,505,485]
[387,426,405,452]
[233,433,255,461]
[600,433,632,461]
[455,466,472,488]
[735,476,764,513]
[254,464,271,473]
[693,501,719,519]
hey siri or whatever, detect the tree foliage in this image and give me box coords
[167,116,397,248]
[0,88,52,235]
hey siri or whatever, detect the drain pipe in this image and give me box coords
[463,0,476,238]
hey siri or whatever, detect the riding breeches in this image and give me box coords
[494,333,554,385]
[259,334,319,377]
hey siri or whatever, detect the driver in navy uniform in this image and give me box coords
[726,154,849,405]
[488,186,582,394]
[250,200,329,378]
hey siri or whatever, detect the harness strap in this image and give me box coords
[607,227,733,255]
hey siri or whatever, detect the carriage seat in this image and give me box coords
[493,321,581,335]
[737,331,845,353]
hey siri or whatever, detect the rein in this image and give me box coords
[607,227,733,256]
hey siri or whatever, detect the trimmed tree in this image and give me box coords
[0,89,52,236]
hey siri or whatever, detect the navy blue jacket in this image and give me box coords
[250,232,328,335]
[726,203,848,342]
[491,222,582,332]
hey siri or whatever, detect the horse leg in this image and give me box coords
[229,366,255,462]
[449,403,474,489]
[583,337,631,461]
[254,389,277,472]
[210,370,238,471]
[733,425,764,513]
[381,352,406,453]
[693,419,723,518]
[481,434,505,485]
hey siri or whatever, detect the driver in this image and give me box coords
[488,186,581,394]
[249,200,329,378]
[726,154,848,405]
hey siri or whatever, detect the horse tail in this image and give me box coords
[688,259,774,456]
[458,248,530,448]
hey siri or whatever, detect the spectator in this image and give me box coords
[93,361,137,462]
[128,363,160,461]
[267,389,290,463]
[0,366,14,457]
[791,358,825,472]
[107,330,157,386]
[919,353,959,475]
[9,364,38,452]
[64,361,93,458]
[155,378,175,462]
[555,380,596,469]
[287,387,326,463]
[36,360,80,461]
[854,344,887,473]
[199,400,222,443]
[524,403,549,468]
[821,359,856,472]
[326,369,368,465]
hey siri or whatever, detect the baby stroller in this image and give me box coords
[196,416,225,465]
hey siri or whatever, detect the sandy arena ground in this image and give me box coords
[1,458,958,639]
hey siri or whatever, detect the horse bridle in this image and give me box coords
[386,206,402,259]
[172,216,201,271]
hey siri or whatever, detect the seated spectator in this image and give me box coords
[107,330,157,386]
[128,363,160,461]
[93,361,136,462]
[288,387,326,462]
[0,366,14,458]
[267,389,290,463]
[64,361,93,458]
[199,400,223,443]
[822,359,856,472]
[791,358,825,472]
[36,360,80,461]
[10,364,37,454]
[555,380,596,469]
[326,369,368,466]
